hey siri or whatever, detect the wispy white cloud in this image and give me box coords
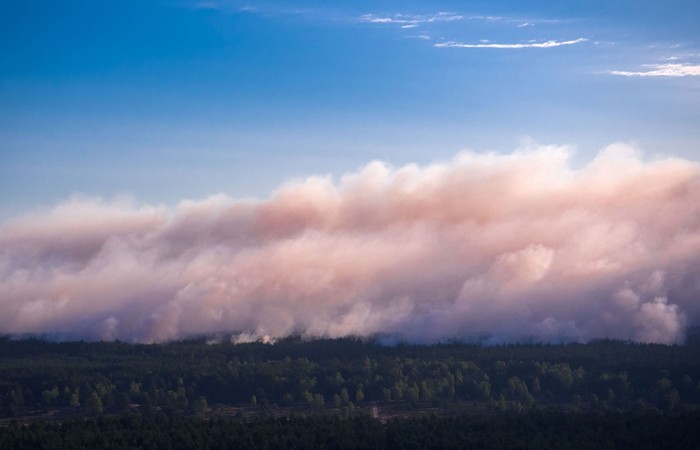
[435,38,587,49]
[360,10,570,32]
[609,63,700,78]
[406,34,431,41]
[466,15,503,22]
[359,12,539,27]
[359,12,463,26]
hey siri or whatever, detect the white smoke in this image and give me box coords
[1,143,699,344]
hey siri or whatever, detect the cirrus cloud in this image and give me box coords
[435,38,588,49]
[359,12,463,26]
[609,63,700,77]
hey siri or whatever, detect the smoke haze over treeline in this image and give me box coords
[1,144,699,344]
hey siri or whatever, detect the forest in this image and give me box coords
[1,336,700,448]
[2,336,700,418]
[2,412,700,449]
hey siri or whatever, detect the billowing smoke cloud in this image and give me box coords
[1,143,699,344]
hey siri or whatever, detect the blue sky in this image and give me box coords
[2,0,699,219]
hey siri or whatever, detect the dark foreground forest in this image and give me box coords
[2,412,700,450]
[1,335,700,448]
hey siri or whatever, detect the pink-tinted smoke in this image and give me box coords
[1,144,699,343]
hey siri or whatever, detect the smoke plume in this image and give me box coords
[1,143,699,344]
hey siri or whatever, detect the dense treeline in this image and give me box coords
[1,336,700,418]
[1,412,700,449]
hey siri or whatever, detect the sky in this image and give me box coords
[1,1,699,343]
